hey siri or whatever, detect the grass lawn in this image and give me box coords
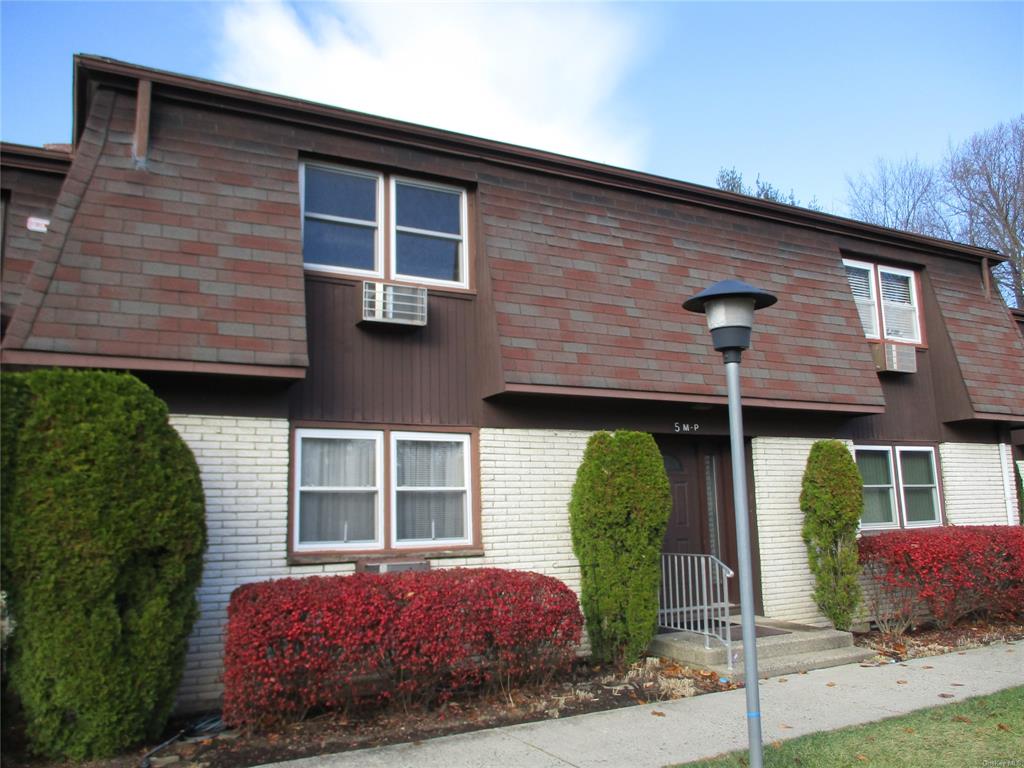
[681,685,1023,767]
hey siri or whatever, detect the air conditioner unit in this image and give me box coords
[872,343,917,374]
[362,281,428,326]
[356,559,430,574]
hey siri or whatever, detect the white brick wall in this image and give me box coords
[751,436,838,625]
[169,415,354,712]
[443,429,593,594]
[169,420,592,712]
[939,442,1020,526]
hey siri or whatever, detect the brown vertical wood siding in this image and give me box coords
[290,275,478,426]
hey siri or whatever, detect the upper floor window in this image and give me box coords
[301,163,468,289]
[855,445,941,529]
[843,259,921,344]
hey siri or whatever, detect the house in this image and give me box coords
[2,56,1022,712]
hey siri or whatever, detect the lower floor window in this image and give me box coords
[294,427,472,552]
[854,445,941,529]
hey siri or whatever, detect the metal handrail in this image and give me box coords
[658,553,735,669]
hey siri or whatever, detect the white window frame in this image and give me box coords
[843,259,881,340]
[894,446,941,528]
[390,431,473,548]
[854,446,898,530]
[854,445,942,530]
[293,428,385,551]
[300,163,385,280]
[842,259,921,344]
[390,176,469,289]
[300,162,468,289]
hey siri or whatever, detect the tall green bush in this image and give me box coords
[569,430,671,666]
[1,370,206,759]
[800,439,863,630]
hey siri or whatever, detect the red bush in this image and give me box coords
[222,568,583,729]
[859,526,1024,630]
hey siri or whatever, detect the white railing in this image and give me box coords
[659,553,735,668]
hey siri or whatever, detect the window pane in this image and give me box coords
[299,491,376,543]
[845,265,872,300]
[880,271,913,304]
[397,440,464,487]
[845,265,878,337]
[305,166,377,222]
[881,271,918,341]
[396,183,461,234]
[862,487,896,524]
[904,488,938,523]
[304,219,376,271]
[301,438,375,487]
[395,232,461,282]
[856,451,891,485]
[899,452,935,486]
[395,490,466,540]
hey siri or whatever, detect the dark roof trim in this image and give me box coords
[73,54,1002,266]
[495,383,886,415]
[1,349,307,380]
[0,142,73,175]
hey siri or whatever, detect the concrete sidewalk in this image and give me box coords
[263,641,1023,768]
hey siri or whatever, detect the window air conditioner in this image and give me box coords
[362,281,428,326]
[872,343,917,374]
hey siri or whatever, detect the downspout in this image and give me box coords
[999,443,1017,526]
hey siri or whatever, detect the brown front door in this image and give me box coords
[657,436,744,604]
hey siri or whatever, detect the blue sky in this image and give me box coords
[1,1,1021,215]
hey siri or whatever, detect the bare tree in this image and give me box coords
[943,117,1024,308]
[846,116,1024,307]
[846,157,948,237]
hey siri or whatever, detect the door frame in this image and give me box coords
[656,434,764,614]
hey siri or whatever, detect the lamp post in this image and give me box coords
[683,279,777,768]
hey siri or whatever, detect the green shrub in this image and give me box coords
[569,430,671,666]
[800,440,863,630]
[1,370,206,759]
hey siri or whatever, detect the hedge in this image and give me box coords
[222,568,583,730]
[569,431,671,666]
[859,526,1024,632]
[1,370,206,759]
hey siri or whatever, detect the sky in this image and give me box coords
[1,1,1021,215]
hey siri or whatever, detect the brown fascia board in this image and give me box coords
[72,55,1003,267]
[495,383,885,416]
[0,142,73,175]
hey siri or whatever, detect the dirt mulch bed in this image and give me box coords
[8,617,1022,768]
[2,658,736,768]
[853,616,1024,663]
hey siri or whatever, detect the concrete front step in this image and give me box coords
[707,645,877,684]
[649,621,857,668]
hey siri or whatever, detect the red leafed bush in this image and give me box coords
[222,568,582,729]
[859,526,1024,630]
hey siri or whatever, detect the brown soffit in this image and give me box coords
[0,349,306,380]
[495,383,886,415]
[72,55,1002,267]
[0,142,73,175]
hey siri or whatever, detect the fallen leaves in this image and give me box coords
[953,715,971,723]
[896,680,909,685]
[939,693,955,699]
[997,723,1011,732]
[826,682,836,688]
[651,710,665,718]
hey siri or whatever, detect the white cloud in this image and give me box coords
[214,1,648,168]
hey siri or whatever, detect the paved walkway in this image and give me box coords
[263,641,1023,768]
